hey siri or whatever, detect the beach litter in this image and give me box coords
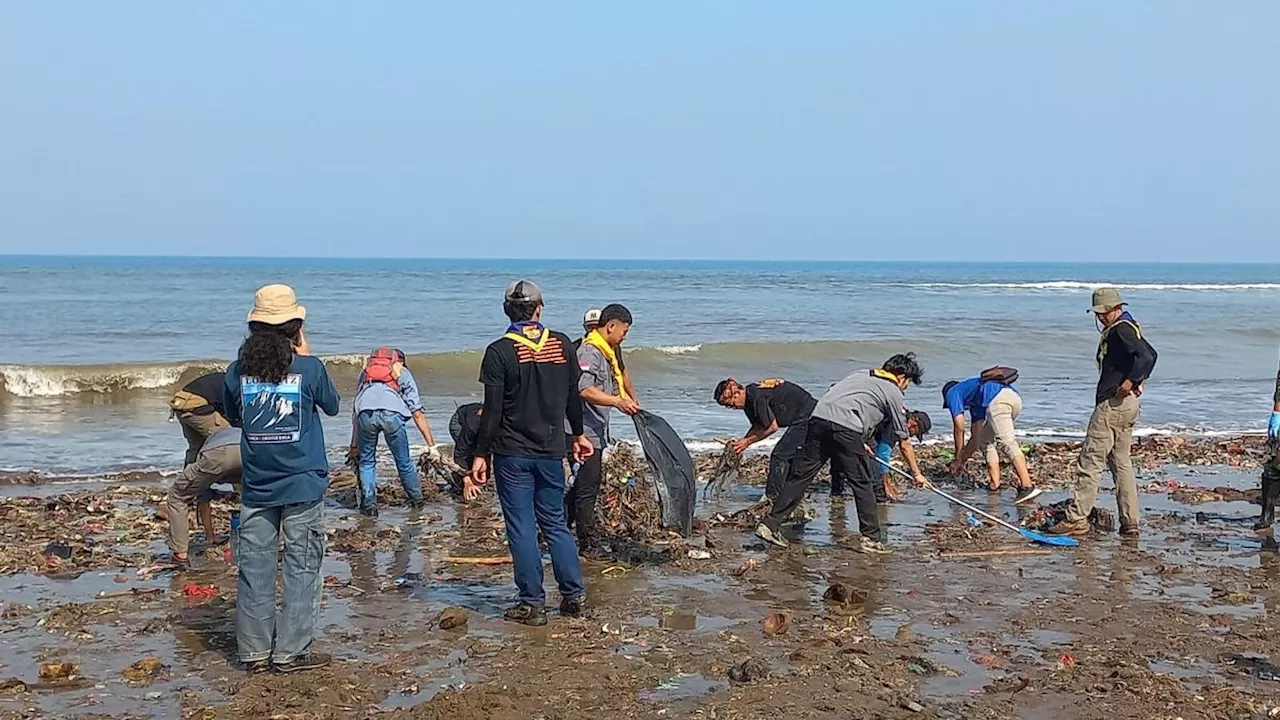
[1022,499,1116,533]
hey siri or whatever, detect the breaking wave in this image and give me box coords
[0,339,917,400]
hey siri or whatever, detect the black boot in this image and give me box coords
[1255,477,1277,536]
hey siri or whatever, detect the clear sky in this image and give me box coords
[1,3,1276,262]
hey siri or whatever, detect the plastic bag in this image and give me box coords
[631,410,696,536]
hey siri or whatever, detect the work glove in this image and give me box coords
[425,444,442,461]
[1269,412,1280,442]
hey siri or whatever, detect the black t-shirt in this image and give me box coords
[1095,319,1158,404]
[449,403,484,466]
[573,336,626,371]
[182,371,226,416]
[744,379,816,429]
[475,330,584,459]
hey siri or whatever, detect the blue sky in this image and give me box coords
[1,3,1276,261]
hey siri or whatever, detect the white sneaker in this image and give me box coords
[1014,487,1044,505]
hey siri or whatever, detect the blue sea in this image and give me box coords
[2,256,1278,477]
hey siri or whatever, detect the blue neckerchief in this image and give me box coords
[1118,310,1137,325]
[506,321,546,336]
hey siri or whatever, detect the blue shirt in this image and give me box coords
[943,376,1017,422]
[223,355,341,508]
[353,367,424,418]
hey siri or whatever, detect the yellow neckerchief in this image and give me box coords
[871,368,898,384]
[584,329,630,402]
[504,325,550,352]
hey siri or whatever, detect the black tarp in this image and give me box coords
[632,410,696,537]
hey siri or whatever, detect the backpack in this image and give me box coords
[363,347,405,392]
[979,366,1019,385]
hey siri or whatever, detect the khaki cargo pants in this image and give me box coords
[178,411,230,466]
[166,443,241,555]
[1067,394,1140,527]
[977,388,1024,466]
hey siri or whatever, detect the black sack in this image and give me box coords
[631,410,696,537]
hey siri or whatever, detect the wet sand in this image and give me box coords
[2,445,1279,719]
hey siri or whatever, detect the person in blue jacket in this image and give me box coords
[224,284,340,674]
[874,409,932,503]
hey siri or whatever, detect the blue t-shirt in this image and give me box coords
[223,355,341,508]
[943,376,1017,422]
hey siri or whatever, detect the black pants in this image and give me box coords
[765,421,809,501]
[565,449,604,543]
[765,418,879,539]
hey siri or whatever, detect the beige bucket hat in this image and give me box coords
[247,284,307,325]
[1089,286,1127,314]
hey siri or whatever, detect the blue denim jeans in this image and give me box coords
[235,499,325,664]
[357,409,422,506]
[493,455,585,607]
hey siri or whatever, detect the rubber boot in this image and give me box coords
[1256,477,1277,536]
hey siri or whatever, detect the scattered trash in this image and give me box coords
[0,678,28,694]
[38,663,78,680]
[122,657,167,685]
[965,512,983,527]
[400,682,420,696]
[822,583,866,606]
[903,700,925,713]
[727,658,770,683]
[762,612,791,636]
[1221,653,1280,682]
[732,559,759,577]
[42,542,73,559]
[182,584,217,600]
[436,606,469,630]
[393,572,424,589]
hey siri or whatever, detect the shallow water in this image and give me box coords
[4,257,1280,476]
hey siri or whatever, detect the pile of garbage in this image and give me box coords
[596,445,682,543]
[0,488,169,576]
[1022,498,1116,533]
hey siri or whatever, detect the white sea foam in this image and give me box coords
[906,281,1280,291]
[653,345,703,355]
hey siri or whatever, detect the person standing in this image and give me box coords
[1256,362,1280,536]
[224,284,341,673]
[942,369,1042,504]
[165,427,242,566]
[567,304,638,554]
[470,280,590,626]
[757,354,929,554]
[577,308,637,401]
[345,347,440,516]
[714,377,817,501]
[1050,288,1157,538]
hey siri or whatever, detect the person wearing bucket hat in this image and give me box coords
[223,284,341,673]
[1048,287,1157,538]
[470,280,591,626]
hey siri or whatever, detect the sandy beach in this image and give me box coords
[2,435,1278,719]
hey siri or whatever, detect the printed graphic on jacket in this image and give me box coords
[240,374,303,444]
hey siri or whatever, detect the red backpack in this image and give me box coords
[363,347,405,392]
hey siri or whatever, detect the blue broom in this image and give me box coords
[872,455,1079,548]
